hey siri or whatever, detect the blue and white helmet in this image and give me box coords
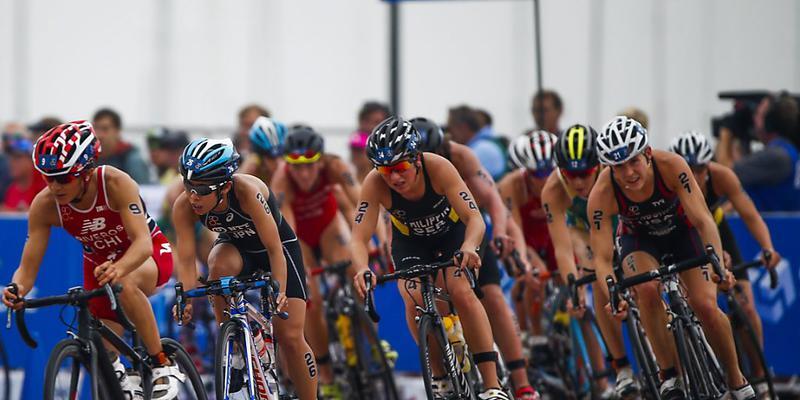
[669,130,714,166]
[366,116,421,166]
[249,116,287,157]
[597,116,649,165]
[179,138,240,182]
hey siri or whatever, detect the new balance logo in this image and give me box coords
[80,217,107,234]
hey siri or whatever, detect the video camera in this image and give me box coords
[711,90,800,152]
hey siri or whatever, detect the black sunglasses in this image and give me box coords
[183,180,226,196]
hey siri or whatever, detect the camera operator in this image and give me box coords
[718,93,800,212]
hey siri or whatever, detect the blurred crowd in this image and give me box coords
[2,90,799,213]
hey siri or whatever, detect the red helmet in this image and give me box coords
[33,120,101,177]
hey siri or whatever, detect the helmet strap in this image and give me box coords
[211,180,230,211]
[70,171,92,204]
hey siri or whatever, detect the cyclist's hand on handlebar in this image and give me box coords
[762,248,780,269]
[353,268,375,300]
[95,261,122,286]
[457,248,481,271]
[275,292,288,313]
[2,284,24,310]
[491,234,513,259]
[712,269,736,292]
[567,288,586,318]
[172,303,193,324]
[605,299,628,321]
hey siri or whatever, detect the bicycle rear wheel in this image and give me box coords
[161,338,209,400]
[44,339,94,400]
[418,315,474,399]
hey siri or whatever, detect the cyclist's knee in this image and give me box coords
[634,281,662,309]
[688,295,721,324]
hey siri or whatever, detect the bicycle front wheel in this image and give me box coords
[162,338,209,400]
[215,320,247,400]
[44,339,93,400]
[418,315,474,400]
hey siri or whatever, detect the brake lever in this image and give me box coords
[6,283,18,329]
[270,279,289,320]
[363,271,380,323]
[567,273,579,310]
[763,249,778,290]
[606,276,619,316]
[175,282,186,327]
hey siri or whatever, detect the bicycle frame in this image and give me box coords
[177,274,286,399]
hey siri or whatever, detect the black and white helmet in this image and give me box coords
[597,116,649,165]
[508,130,558,171]
[669,130,714,166]
[366,116,421,166]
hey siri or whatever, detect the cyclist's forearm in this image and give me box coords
[696,217,723,258]
[352,239,371,273]
[740,209,774,251]
[113,238,152,277]
[461,216,485,253]
[11,267,37,296]
[268,254,288,292]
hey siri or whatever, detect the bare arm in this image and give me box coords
[270,166,296,230]
[3,191,56,304]
[542,174,579,283]
[662,153,722,258]
[713,163,778,265]
[172,193,200,290]
[429,155,485,266]
[351,172,385,298]
[236,176,289,298]
[101,169,154,283]
[329,157,361,209]
[588,170,617,298]
[333,184,356,229]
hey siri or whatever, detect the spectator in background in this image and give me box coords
[146,127,190,184]
[619,106,650,130]
[2,129,45,211]
[233,103,271,155]
[28,116,62,140]
[721,94,800,211]
[350,101,391,183]
[531,89,564,135]
[448,105,507,180]
[475,108,497,137]
[93,108,151,184]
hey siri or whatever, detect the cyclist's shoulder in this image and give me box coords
[29,188,59,225]
[448,141,480,175]
[707,161,740,195]
[232,173,268,197]
[588,168,614,204]
[496,169,521,191]
[542,172,568,205]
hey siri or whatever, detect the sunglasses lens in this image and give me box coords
[377,160,412,175]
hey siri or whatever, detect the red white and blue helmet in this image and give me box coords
[33,120,101,177]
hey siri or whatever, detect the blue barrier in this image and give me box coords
[0,213,798,398]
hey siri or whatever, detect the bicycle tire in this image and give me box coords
[0,338,9,400]
[215,320,248,399]
[44,339,93,400]
[625,314,661,400]
[689,325,726,398]
[162,337,209,400]
[418,315,473,399]
[729,303,777,399]
[672,317,701,399]
[352,307,399,400]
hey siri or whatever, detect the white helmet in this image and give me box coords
[508,130,558,171]
[597,116,649,165]
[669,131,714,166]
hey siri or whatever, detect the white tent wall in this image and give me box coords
[1,0,798,155]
